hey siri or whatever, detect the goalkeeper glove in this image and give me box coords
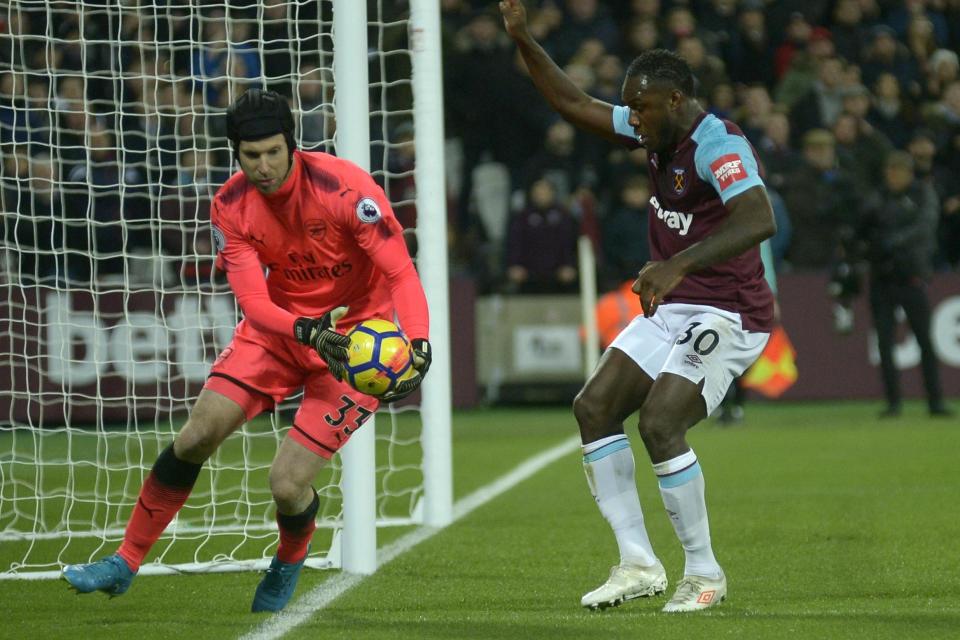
[382,338,431,403]
[294,306,351,381]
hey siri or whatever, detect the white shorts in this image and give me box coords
[608,303,770,416]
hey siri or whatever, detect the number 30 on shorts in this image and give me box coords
[676,322,721,356]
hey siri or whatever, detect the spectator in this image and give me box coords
[0,144,31,213]
[707,82,736,119]
[440,0,476,35]
[592,54,624,104]
[159,154,215,287]
[63,118,148,284]
[782,128,860,270]
[677,36,728,102]
[774,26,837,109]
[661,6,700,51]
[788,55,849,143]
[600,175,650,288]
[904,15,938,74]
[855,151,952,418]
[921,80,960,165]
[886,0,949,47]
[545,0,619,67]
[524,1,564,43]
[628,0,661,24]
[505,177,578,293]
[296,63,334,151]
[860,24,921,97]
[445,9,550,233]
[831,109,892,193]
[518,119,594,203]
[725,0,776,88]
[623,18,662,59]
[697,0,738,58]
[192,11,261,106]
[828,0,869,65]
[757,109,801,192]
[924,48,960,102]
[907,129,960,269]
[2,152,63,283]
[766,1,832,45]
[52,75,89,177]
[773,12,814,81]
[385,122,418,230]
[568,38,606,68]
[258,0,320,99]
[738,84,774,147]
[867,72,918,149]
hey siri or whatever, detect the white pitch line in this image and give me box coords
[241,435,581,640]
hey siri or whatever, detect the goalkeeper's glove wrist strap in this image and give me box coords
[293,317,315,345]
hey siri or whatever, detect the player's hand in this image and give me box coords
[631,261,685,318]
[294,306,351,380]
[381,338,431,403]
[499,0,529,40]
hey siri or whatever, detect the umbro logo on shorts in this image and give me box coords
[685,354,703,366]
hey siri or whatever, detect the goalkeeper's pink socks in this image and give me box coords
[117,444,202,572]
[276,490,320,564]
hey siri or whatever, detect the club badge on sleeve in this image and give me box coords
[356,197,382,224]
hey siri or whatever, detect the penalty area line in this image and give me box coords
[240,435,581,640]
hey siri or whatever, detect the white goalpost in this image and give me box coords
[0,0,451,580]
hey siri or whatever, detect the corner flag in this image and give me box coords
[742,325,798,398]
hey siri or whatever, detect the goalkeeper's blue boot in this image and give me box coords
[251,554,307,613]
[62,554,136,597]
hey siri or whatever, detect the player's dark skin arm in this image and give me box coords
[633,186,776,316]
[499,0,620,144]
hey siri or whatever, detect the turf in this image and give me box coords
[2,401,958,640]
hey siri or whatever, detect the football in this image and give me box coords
[344,319,414,397]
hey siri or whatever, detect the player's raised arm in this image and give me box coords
[499,0,620,144]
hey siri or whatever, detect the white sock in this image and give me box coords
[583,434,658,567]
[653,449,722,579]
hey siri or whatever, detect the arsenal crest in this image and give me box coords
[304,218,327,241]
[672,167,687,195]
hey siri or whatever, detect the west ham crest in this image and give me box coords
[672,167,687,195]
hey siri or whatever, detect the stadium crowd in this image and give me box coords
[442,0,960,294]
[2,0,959,297]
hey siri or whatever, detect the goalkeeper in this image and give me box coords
[62,88,432,612]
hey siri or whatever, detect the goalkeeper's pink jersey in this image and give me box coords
[210,150,429,340]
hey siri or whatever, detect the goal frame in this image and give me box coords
[0,0,451,580]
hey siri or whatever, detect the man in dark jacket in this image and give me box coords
[782,128,860,270]
[858,151,952,418]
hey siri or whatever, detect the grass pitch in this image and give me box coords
[2,401,958,639]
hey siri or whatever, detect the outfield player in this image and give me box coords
[500,0,776,612]
[62,88,432,612]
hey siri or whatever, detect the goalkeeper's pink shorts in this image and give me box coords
[204,321,380,459]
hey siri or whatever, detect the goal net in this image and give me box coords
[0,0,447,579]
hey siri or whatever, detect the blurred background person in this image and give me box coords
[599,175,650,290]
[782,129,859,271]
[856,151,952,418]
[504,177,578,294]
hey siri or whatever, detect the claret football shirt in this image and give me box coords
[210,150,429,341]
[612,107,775,332]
